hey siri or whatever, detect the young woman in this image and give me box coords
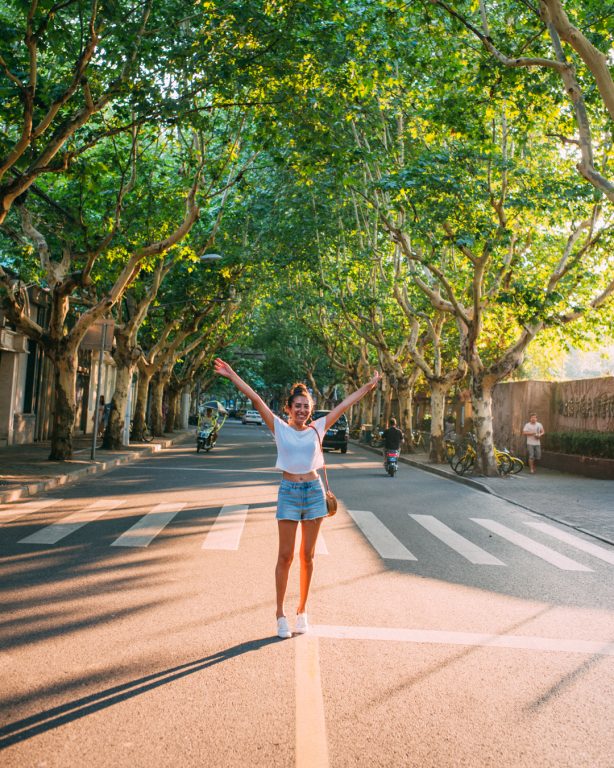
[213,358,381,638]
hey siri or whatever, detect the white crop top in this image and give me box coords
[273,416,326,474]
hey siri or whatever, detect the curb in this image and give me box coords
[351,440,614,548]
[0,432,194,505]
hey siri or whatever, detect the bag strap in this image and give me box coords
[309,424,331,493]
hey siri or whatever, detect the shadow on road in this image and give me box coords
[0,635,280,749]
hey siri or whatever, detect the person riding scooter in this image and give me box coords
[382,417,404,475]
[197,407,218,452]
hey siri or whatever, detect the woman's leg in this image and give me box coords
[297,518,324,615]
[276,520,298,618]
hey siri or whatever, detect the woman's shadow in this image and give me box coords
[0,636,280,749]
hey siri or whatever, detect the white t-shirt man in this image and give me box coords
[523,420,544,446]
[522,415,544,472]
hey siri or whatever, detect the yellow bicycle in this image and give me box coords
[447,435,523,476]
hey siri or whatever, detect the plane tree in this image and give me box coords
[0,128,204,458]
[428,0,614,201]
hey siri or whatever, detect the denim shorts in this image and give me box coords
[276,478,328,521]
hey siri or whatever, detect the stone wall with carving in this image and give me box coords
[555,378,614,432]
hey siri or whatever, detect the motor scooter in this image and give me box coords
[196,400,227,453]
[384,449,400,477]
[196,425,217,453]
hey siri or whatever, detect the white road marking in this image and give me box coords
[202,504,249,550]
[348,510,417,560]
[312,625,614,656]
[110,502,186,548]
[524,522,614,566]
[0,499,63,525]
[410,514,505,565]
[295,530,329,556]
[119,465,277,474]
[295,634,329,768]
[471,519,593,571]
[18,500,126,545]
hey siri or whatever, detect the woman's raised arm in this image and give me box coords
[213,358,275,433]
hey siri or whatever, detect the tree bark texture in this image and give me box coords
[165,386,180,433]
[48,353,78,460]
[103,354,134,450]
[429,381,449,463]
[470,373,499,476]
[149,374,165,436]
[132,369,153,441]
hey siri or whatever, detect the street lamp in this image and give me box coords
[200,253,222,261]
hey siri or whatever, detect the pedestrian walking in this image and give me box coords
[213,358,381,639]
[522,413,545,474]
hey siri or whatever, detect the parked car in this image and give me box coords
[311,410,349,453]
[242,409,264,425]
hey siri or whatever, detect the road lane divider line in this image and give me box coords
[202,504,249,550]
[110,502,186,548]
[295,634,329,768]
[0,498,63,525]
[471,519,593,571]
[18,499,126,545]
[312,625,614,656]
[348,510,417,560]
[523,522,614,565]
[410,514,505,565]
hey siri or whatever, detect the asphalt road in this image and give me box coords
[1,421,613,767]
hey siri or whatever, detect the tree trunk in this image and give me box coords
[149,374,165,436]
[471,373,498,476]
[383,386,393,428]
[396,377,415,450]
[165,386,180,433]
[103,358,134,450]
[48,351,77,460]
[429,381,449,463]
[132,369,153,441]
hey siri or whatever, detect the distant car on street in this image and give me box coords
[311,410,349,453]
[242,409,264,425]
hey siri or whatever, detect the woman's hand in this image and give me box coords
[369,371,382,390]
[214,358,235,379]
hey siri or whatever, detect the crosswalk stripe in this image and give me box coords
[524,522,614,566]
[410,514,505,565]
[348,510,417,560]
[0,499,63,525]
[110,502,186,548]
[295,531,329,556]
[18,500,126,545]
[202,504,249,550]
[471,519,593,571]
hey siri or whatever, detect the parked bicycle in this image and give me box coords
[446,433,523,476]
[130,420,153,442]
[410,430,428,452]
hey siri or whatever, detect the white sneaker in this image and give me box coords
[277,616,292,639]
[295,613,309,634]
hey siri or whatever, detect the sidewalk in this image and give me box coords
[355,441,614,546]
[0,430,194,505]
